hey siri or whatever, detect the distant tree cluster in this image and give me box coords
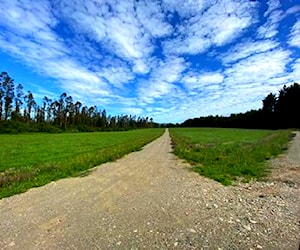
[181,83,300,129]
[0,71,156,133]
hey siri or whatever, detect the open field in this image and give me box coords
[0,128,164,198]
[169,128,292,185]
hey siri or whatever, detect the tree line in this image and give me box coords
[0,71,157,133]
[181,83,300,129]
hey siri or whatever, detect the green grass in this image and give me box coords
[169,128,291,185]
[0,128,164,198]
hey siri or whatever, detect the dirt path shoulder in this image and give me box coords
[269,131,300,187]
[0,129,299,249]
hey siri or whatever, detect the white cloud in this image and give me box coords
[0,1,65,57]
[291,59,300,83]
[257,0,283,39]
[108,16,149,60]
[137,56,187,104]
[264,0,281,17]
[163,0,258,55]
[207,1,256,46]
[162,0,208,18]
[0,0,118,108]
[224,49,292,87]
[120,107,143,116]
[132,59,150,74]
[53,0,109,40]
[182,72,224,90]
[138,81,175,104]
[154,57,187,83]
[220,39,280,64]
[163,35,210,55]
[99,65,134,88]
[257,12,282,39]
[0,31,108,93]
[55,0,154,74]
[136,1,173,38]
[288,20,300,48]
[286,5,300,15]
[0,0,57,35]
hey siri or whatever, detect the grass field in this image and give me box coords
[0,128,164,198]
[169,128,291,185]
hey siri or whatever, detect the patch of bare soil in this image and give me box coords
[0,129,299,249]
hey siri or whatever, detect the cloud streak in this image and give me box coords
[163,0,258,55]
[289,20,300,48]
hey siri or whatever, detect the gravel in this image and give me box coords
[0,130,299,249]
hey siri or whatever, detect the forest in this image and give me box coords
[181,83,300,129]
[1,71,299,133]
[0,71,157,133]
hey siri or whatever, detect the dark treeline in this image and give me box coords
[181,83,300,129]
[0,71,157,133]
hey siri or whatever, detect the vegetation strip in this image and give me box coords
[0,129,164,198]
[170,128,291,185]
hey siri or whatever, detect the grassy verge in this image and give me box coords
[169,128,291,185]
[0,129,164,198]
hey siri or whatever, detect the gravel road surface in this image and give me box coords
[0,129,299,249]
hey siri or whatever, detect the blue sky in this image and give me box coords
[0,0,299,123]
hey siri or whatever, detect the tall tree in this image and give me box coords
[100,109,107,129]
[14,83,24,120]
[0,72,5,120]
[262,92,277,128]
[262,93,277,113]
[24,91,36,121]
[58,93,67,127]
[65,95,74,126]
[1,72,15,120]
[81,106,88,126]
[276,83,300,128]
[50,100,59,124]
[74,101,82,126]
[36,105,44,123]
[42,96,52,122]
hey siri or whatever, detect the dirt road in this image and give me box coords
[0,129,299,249]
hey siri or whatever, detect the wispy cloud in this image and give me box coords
[163,0,258,55]
[220,39,280,65]
[257,0,283,39]
[288,20,300,48]
[99,64,134,88]
[136,1,173,38]
[162,0,209,18]
[224,49,292,87]
[0,1,109,98]
[1,0,57,35]
[55,0,154,74]
[286,5,300,15]
[264,0,281,17]
[137,57,187,103]
[182,72,224,90]
[291,59,300,83]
